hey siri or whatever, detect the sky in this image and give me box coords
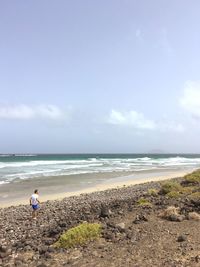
[0,1,200,153]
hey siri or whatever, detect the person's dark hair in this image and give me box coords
[34,189,38,194]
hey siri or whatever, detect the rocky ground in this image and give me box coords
[0,178,200,267]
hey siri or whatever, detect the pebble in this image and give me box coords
[177,235,187,242]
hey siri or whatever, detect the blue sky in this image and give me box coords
[1,1,200,153]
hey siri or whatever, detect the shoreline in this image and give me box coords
[0,169,191,208]
[1,168,199,266]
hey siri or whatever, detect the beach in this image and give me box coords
[0,155,200,266]
[0,169,193,207]
[0,170,200,267]
[1,153,200,208]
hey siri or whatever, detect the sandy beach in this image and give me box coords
[0,169,192,207]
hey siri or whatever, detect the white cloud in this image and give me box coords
[107,109,184,133]
[159,121,185,133]
[180,81,200,118]
[107,110,156,130]
[0,104,64,120]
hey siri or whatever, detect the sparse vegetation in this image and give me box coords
[187,191,200,200]
[54,222,101,248]
[137,198,152,206]
[147,188,158,196]
[183,169,200,185]
[181,186,196,194]
[160,181,182,195]
[166,191,181,198]
[159,170,200,199]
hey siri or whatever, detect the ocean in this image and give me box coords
[0,154,200,185]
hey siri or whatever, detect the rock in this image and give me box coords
[195,255,200,263]
[3,263,13,267]
[118,210,124,215]
[0,246,7,253]
[48,229,59,237]
[15,260,24,267]
[0,252,7,258]
[32,254,40,261]
[59,221,67,228]
[47,247,55,253]
[44,252,52,259]
[44,238,52,246]
[64,259,73,265]
[103,231,115,241]
[177,235,187,242]
[91,251,100,257]
[37,264,48,267]
[169,214,185,222]
[39,246,48,255]
[100,206,111,218]
[191,199,200,208]
[133,214,148,224]
[115,222,126,232]
[24,245,31,251]
[126,231,133,239]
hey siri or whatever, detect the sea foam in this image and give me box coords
[0,155,200,184]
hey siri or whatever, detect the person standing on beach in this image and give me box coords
[30,189,40,219]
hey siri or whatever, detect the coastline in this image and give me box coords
[0,169,192,208]
[1,168,199,267]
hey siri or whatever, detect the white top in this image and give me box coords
[31,193,39,205]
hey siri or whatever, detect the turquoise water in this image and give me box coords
[0,154,200,184]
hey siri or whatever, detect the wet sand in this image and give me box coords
[0,168,193,207]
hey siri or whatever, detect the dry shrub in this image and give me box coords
[160,206,180,219]
[167,191,180,198]
[160,181,182,195]
[148,188,158,196]
[184,170,200,184]
[188,192,200,200]
[188,212,200,221]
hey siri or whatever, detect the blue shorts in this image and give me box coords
[32,204,39,210]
